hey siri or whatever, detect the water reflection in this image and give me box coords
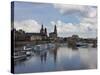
[40,51,47,63]
[53,47,57,63]
[14,45,97,73]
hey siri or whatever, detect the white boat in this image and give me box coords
[23,45,33,56]
[23,45,32,51]
[26,51,32,56]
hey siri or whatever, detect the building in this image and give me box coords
[40,24,47,40]
[26,33,42,41]
[26,25,58,41]
[14,24,58,41]
[26,24,47,41]
[72,35,79,42]
[49,25,58,41]
[67,35,79,48]
[12,29,26,41]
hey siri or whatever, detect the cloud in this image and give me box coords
[14,20,41,32]
[50,20,97,38]
[54,4,97,18]
[53,4,97,38]
[81,17,97,25]
[13,4,97,38]
[13,19,97,38]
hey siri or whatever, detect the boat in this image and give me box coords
[23,45,34,56]
[23,45,33,51]
[76,42,88,48]
[14,50,27,62]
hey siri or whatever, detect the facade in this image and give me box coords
[31,35,42,41]
[12,29,26,41]
[14,24,58,41]
[26,24,47,41]
[26,33,42,41]
[26,24,58,41]
[40,24,47,40]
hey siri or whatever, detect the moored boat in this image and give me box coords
[76,42,88,48]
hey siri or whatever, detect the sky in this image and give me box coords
[13,1,97,38]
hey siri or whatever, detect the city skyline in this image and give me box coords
[13,1,97,38]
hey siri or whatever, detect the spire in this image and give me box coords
[45,28,47,36]
[40,24,44,34]
[41,24,43,30]
[54,25,57,33]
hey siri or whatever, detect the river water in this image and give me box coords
[14,45,97,73]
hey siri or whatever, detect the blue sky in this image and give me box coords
[13,1,97,38]
[14,2,80,24]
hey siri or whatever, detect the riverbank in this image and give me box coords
[14,40,52,48]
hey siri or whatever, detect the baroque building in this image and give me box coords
[49,25,58,41]
[14,24,58,41]
[40,24,47,40]
[26,24,47,41]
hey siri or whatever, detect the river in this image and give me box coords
[14,45,97,73]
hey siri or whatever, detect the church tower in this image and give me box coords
[40,24,44,34]
[45,28,47,36]
[49,25,58,41]
[40,24,48,39]
[54,25,57,37]
[54,25,57,33]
